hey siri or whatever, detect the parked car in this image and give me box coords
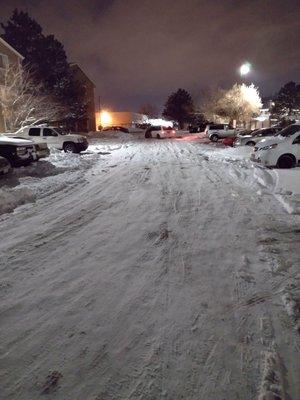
[7,126,89,153]
[145,126,176,139]
[0,156,11,175]
[235,127,281,146]
[222,137,236,147]
[251,123,300,168]
[102,126,129,133]
[205,124,236,142]
[11,137,50,160]
[0,135,36,167]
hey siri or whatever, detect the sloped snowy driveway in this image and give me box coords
[0,138,299,400]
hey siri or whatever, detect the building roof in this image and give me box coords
[70,63,95,88]
[0,37,24,60]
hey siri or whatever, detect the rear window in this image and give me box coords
[29,128,41,136]
[163,126,173,130]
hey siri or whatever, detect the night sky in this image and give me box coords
[0,0,299,111]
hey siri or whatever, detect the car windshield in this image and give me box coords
[53,127,66,135]
[276,125,300,137]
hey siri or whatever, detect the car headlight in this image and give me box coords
[16,146,27,155]
[259,143,278,151]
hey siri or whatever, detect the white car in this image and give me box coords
[251,124,300,168]
[235,127,281,146]
[205,124,236,142]
[7,126,89,153]
[145,126,176,139]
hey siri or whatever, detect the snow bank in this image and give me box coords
[200,145,253,162]
[254,167,300,215]
[0,148,100,216]
[202,145,300,215]
[272,169,300,214]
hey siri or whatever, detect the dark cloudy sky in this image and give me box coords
[0,0,299,111]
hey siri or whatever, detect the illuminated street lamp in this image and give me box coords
[100,110,112,127]
[240,62,251,76]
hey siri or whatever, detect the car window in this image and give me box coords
[29,128,41,136]
[292,135,300,144]
[43,128,58,137]
[264,129,275,136]
[210,124,223,130]
[278,125,300,137]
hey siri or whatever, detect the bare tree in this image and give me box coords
[201,84,262,125]
[0,63,65,132]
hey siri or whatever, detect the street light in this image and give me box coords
[240,62,251,76]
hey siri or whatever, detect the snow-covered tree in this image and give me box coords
[0,63,64,131]
[202,84,262,125]
[1,9,88,130]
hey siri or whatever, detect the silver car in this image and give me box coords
[205,123,236,142]
[235,127,281,146]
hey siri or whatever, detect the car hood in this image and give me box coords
[255,136,283,148]
[0,135,34,146]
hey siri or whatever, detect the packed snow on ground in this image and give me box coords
[0,143,112,216]
[0,137,299,400]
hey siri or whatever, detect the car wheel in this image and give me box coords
[63,142,77,153]
[246,141,256,146]
[277,154,296,169]
[145,131,152,139]
[210,134,218,142]
[156,134,161,139]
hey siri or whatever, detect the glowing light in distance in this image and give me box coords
[100,110,112,126]
[240,62,251,76]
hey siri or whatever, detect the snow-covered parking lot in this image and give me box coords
[0,136,299,399]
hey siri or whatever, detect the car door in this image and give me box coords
[42,128,60,149]
[292,134,300,163]
[28,127,42,143]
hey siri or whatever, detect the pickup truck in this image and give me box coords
[8,126,89,153]
[0,135,36,167]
